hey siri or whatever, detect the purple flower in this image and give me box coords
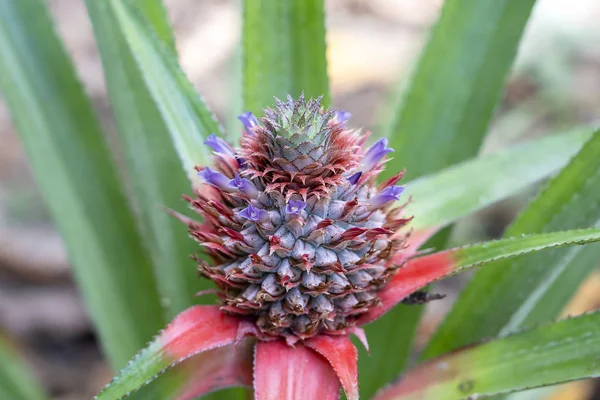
[204,134,235,157]
[198,167,230,190]
[238,203,269,222]
[347,172,362,185]
[361,138,394,171]
[367,185,404,210]
[236,157,247,168]
[228,173,258,198]
[238,112,259,136]
[285,199,307,216]
[334,110,351,125]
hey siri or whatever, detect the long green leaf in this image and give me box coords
[375,1,537,372]
[407,128,593,231]
[424,130,600,360]
[384,0,535,180]
[106,0,221,180]
[374,312,600,400]
[0,338,47,400]
[360,127,592,396]
[134,0,175,51]
[242,0,330,113]
[369,1,540,388]
[85,0,210,318]
[0,0,164,369]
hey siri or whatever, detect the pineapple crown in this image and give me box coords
[263,94,334,146]
[187,94,409,343]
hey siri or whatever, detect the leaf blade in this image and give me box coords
[242,0,330,113]
[407,128,593,231]
[107,0,221,181]
[374,312,600,400]
[424,130,600,359]
[360,127,592,396]
[85,0,210,318]
[0,0,164,369]
[0,339,47,400]
[366,0,537,394]
[359,228,600,325]
[384,0,536,181]
[96,306,241,400]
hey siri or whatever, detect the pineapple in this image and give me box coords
[189,94,410,343]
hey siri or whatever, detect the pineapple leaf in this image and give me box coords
[373,311,600,400]
[85,0,212,318]
[358,228,600,325]
[0,0,165,369]
[360,127,592,395]
[365,0,537,392]
[242,0,330,114]
[383,0,536,181]
[0,338,47,400]
[107,0,222,181]
[424,129,600,359]
[95,306,245,400]
[406,127,593,231]
[133,0,176,51]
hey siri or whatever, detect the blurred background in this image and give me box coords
[1,0,600,398]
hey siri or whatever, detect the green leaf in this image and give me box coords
[448,228,600,268]
[242,0,330,113]
[383,0,535,181]
[85,0,211,318]
[424,130,600,360]
[360,127,592,396]
[369,0,537,394]
[373,312,600,400]
[0,338,47,400]
[133,0,175,51]
[407,128,593,231]
[106,0,222,181]
[0,0,165,369]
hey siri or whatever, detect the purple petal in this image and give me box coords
[238,112,259,136]
[367,185,404,210]
[197,167,230,190]
[236,157,247,168]
[334,110,352,126]
[204,134,235,157]
[285,200,307,216]
[238,203,269,222]
[362,138,394,171]
[228,173,258,198]
[347,172,362,185]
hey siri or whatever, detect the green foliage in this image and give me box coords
[424,129,600,359]
[0,339,46,400]
[0,0,165,370]
[407,128,592,231]
[384,0,535,180]
[361,0,538,395]
[0,0,598,398]
[242,0,329,113]
[375,311,600,400]
[85,0,208,319]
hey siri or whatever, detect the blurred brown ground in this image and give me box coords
[1,0,600,398]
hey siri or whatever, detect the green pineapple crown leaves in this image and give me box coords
[263,93,334,146]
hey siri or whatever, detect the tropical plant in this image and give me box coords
[0,0,599,400]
